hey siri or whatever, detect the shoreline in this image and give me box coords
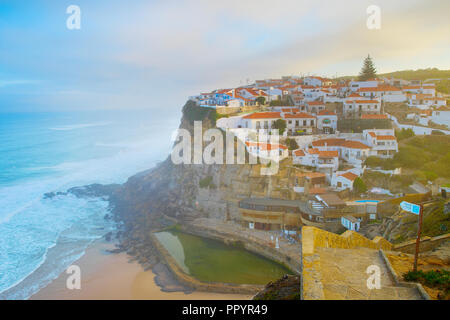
[30,239,252,300]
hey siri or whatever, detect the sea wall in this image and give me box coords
[179,223,301,275]
[150,232,263,294]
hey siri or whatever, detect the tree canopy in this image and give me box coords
[271,119,286,135]
[358,55,377,81]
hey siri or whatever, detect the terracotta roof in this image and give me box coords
[294,149,305,156]
[243,112,281,119]
[368,132,376,138]
[348,93,363,98]
[283,112,315,119]
[340,141,370,149]
[318,150,339,158]
[307,101,325,105]
[312,138,346,147]
[317,110,337,116]
[376,135,396,140]
[361,114,388,119]
[339,172,359,181]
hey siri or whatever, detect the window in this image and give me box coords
[303,120,306,126]
[310,120,314,126]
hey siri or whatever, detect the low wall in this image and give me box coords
[302,226,392,255]
[150,233,263,294]
[180,224,301,274]
[216,106,240,115]
[393,233,450,254]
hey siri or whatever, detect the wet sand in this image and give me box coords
[31,241,252,300]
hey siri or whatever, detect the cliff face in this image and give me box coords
[109,101,298,244]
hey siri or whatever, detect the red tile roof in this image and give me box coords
[294,149,305,156]
[243,112,281,119]
[318,150,339,158]
[340,141,370,149]
[376,135,396,140]
[283,112,315,119]
[339,172,359,181]
[317,110,337,116]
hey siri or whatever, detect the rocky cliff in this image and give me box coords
[107,101,300,253]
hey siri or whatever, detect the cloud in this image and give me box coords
[0,0,448,111]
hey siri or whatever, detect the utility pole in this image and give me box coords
[413,204,424,272]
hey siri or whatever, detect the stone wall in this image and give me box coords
[393,233,450,254]
[150,233,263,294]
[302,226,392,255]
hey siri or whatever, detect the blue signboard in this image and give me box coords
[400,201,421,215]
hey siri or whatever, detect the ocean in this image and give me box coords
[0,110,179,299]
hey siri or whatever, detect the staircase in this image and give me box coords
[315,247,422,300]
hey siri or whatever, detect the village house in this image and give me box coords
[362,129,398,158]
[293,148,339,177]
[343,99,381,117]
[311,138,371,166]
[305,101,326,114]
[284,112,316,135]
[242,112,282,131]
[341,215,361,231]
[407,93,446,109]
[245,141,289,160]
[331,171,359,191]
[316,110,337,134]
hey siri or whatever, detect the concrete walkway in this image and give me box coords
[317,247,422,300]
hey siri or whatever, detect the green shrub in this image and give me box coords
[199,176,216,189]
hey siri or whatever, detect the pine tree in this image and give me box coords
[358,55,377,81]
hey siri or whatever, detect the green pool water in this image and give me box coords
[154,230,293,285]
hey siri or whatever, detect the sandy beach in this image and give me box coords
[31,241,252,300]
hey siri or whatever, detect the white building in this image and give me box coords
[363,129,398,158]
[341,215,361,231]
[283,112,316,135]
[316,110,337,134]
[349,80,378,92]
[293,148,339,176]
[242,112,282,131]
[331,171,359,191]
[245,141,288,160]
[343,99,381,116]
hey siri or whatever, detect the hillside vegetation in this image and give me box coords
[365,134,450,183]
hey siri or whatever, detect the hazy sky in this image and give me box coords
[0,0,449,112]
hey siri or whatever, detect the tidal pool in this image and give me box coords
[154,230,293,285]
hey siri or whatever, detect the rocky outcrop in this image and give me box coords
[253,275,300,300]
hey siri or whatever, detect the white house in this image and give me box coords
[242,112,282,131]
[331,171,359,191]
[311,138,371,166]
[349,80,378,92]
[343,99,381,116]
[363,129,398,158]
[245,141,288,160]
[293,148,339,176]
[283,112,316,135]
[305,101,326,114]
[303,76,331,87]
[407,94,446,109]
[341,215,361,231]
[316,110,337,134]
